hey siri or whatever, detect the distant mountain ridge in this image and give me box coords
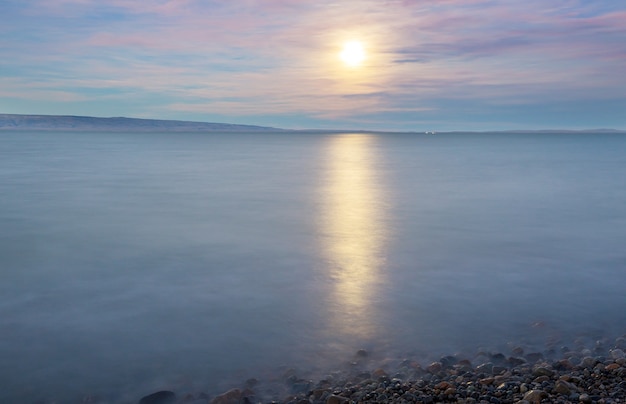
[0,114,283,132]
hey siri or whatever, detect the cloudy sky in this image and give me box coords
[1,0,625,131]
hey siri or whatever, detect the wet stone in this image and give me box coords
[210,388,242,404]
[532,366,554,377]
[476,362,494,374]
[138,391,177,404]
[426,362,442,374]
[522,389,547,403]
[553,380,573,395]
[610,349,625,360]
[525,353,544,364]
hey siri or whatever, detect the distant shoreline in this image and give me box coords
[1,113,624,134]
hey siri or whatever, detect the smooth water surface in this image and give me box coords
[1,131,625,402]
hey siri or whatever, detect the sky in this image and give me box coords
[1,0,625,131]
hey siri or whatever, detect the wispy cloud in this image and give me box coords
[1,0,625,130]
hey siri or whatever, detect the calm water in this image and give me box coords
[1,130,625,402]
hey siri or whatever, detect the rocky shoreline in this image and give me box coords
[134,334,626,404]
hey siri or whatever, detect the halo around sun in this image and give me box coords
[340,41,365,67]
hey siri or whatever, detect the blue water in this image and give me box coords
[1,130,625,402]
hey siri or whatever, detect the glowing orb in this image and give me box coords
[340,41,365,67]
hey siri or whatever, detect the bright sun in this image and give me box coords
[340,41,365,67]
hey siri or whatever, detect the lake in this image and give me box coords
[1,130,625,403]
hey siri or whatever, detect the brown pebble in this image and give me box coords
[444,387,456,395]
[326,394,348,404]
[372,368,388,378]
[435,381,451,390]
[479,377,495,385]
[606,363,620,371]
[426,362,442,374]
[210,388,241,404]
[553,380,573,395]
[523,389,547,403]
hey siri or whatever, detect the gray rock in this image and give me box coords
[476,362,494,374]
[532,366,554,377]
[138,391,176,404]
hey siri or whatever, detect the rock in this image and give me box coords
[457,359,473,371]
[426,362,442,374]
[326,394,348,404]
[139,391,177,404]
[356,349,369,358]
[580,356,597,368]
[606,363,621,371]
[512,346,524,356]
[210,388,241,404]
[525,353,543,364]
[522,389,547,403]
[532,366,554,377]
[610,349,625,360]
[553,380,572,395]
[554,358,574,370]
[440,355,458,368]
[508,356,526,367]
[431,381,446,390]
[372,368,388,378]
[476,362,493,374]
[579,393,592,403]
[444,387,457,395]
[492,365,507,374]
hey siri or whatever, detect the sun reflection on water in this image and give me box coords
[318,134,389,340]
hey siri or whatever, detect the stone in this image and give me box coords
[525,353,543,364]
[210,388,241,404]
[435,381,451,390]
[522,389,547,403]
[372,368,388,378]
[476,362,494,374]
[440,355,458,368]
[508,357,526,367]
[444,387,457,396]
[512,346,524,356]
[532,366,554,377]
[356,349,368,358]
[326,394,348,404]
[610,349,625,360]
[553,380,572,395]
[139,391,177,404]
[426,362,442,374]
[579,356,594,368]
[606,363,620,371]
[492,366,507,375]
[554,359,574,370]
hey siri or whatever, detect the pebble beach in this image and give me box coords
[132,333,626,404]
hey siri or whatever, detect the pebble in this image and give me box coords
[522,389,547,403]
[138,391,176,404]
[128,332,626,404]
